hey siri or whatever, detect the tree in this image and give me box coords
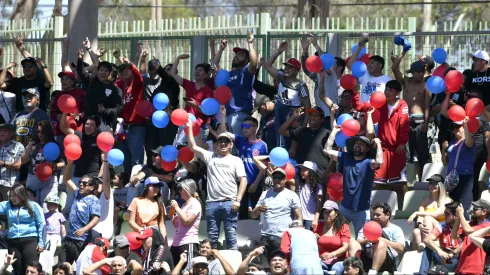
[297,0,330,28]
[9,0,39,20]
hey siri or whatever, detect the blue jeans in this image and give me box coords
[321,261,344,275]
[226,112,249,136]
[339,204,370,238]
[206,200,238,250]
[274,101,297,148]
[304,220,313,231]
[418,247,459,274]
[123,125,146,173]
[449,173,473,220]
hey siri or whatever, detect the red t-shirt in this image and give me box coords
[117,64,145,124]
[182,79,213,126]
[314,222,350,262]
[431,222,461,250]
[50,88,86,135]
[456,222,490,275]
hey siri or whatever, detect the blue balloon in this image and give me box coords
[337,113,353,127]
[374,123,379,137]
[335,132,349,147]
[43,142,60,162]
[321,53,335,70]
[107,149,124,166]
[153,93,169,110]
[426,76,446,94]
[288,158,297,166]
[432,48,447,64]
[215,70,230,87]
[270,147,289,167]
[161,145,178,162]
[351,43,367,59]
[188,113,197,122]
[352,61,367,78]
[152,110,169,128]
[393,36,405,46]
[201,98,220,116]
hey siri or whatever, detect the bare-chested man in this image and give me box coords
[392,51,431,181]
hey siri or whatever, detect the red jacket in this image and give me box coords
[377,99,409,149]
[117,64,145,124]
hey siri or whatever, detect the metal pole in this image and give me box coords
[68,0,99,63]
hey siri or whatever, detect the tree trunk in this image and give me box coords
[297,0,330,28]
[9,0,39,21]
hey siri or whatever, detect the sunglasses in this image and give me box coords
[241,123,257,129]
[217,139,231,144]
[79,180,91,186]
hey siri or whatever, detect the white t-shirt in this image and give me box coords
[358,73,392,103]
[201,151,246,202]
[387,101,399,118]
[93,191,114,239]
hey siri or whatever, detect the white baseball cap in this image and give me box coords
[472,50,490,62]
[297,161,318,173]
[191,256,209,268]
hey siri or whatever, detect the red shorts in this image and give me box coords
[375,148,406,182]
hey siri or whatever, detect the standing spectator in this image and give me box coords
[60,160,101,264]
[76,49,122,131]
[0,69,16,122]
[348,38,391,103]
[53,263,73,275]
[252,94,276,150]
[21,120,64,207]
[296,161,323,230]
[93,154,114,240]
[108,235,143,265]
[186,122,247,250]
[214,33,257,134]
[441,118,475,218]
[0,183,44,275]
[348,203,405,274]
[0,123,24,200]
[136,228,174,274]
[113,172,129,231]
[218,110,268,219]
[44,196,66,255]
[0,57,54,112]
[465,50,490,106]
[314,201,350,274]
[330,91,368,137]
[172,250,235,275]
[50,71,86,144]
[323,130,383,236]
[280,220,323,275]
[76,237,111,275]
[265,41,311,148]
[279,107,330,177]
[170,54,213,145]
[170,178,202,266]
[251,167,302,264]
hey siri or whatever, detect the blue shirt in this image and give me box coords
[338,152,374,211]
[447,140,475,175]
[68,188,101,241]
[0,201,44,247]
[235,135,268,184]
[226,66,254,114]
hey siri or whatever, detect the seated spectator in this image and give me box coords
[188,239,223,275]
[53,262,73,275]
[172,250,235,275]
[408,174,452,251]
[76,237,111,275]
[128,177,167,239]
[418,202,460,274]
[26,261,43,275]
[108,235,143,265]
[348,203,405,274]
[281,220,323,274]
[170,179,202,266]
[314,200,350,274]
[237,246,266,274]
[296,161,323,231]
[83,256,143,275]
[238,248,289,275]
[135,228,174,274]
[343,257,364,275]
[251,167,302,264]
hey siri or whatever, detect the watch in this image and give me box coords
[41,65,48,69]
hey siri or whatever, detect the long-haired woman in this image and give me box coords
[296,161,323,231]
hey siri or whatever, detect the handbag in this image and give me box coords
[444,141,463,192]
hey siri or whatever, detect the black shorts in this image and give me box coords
[361,249,396,273]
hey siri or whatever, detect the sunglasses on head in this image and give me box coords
[241,123,257,129]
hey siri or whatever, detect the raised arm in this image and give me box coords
[463,117,474,148]
[185,120,208,159]
[253,155,269,172]
[371,138,383,170]
[59,113,75,135]
[264,41,287,80]
[139,48,149,75]
[170,54,189,86]
[63,160,77,192]
[36,58,54,89]
[133,42,143,66]
[347,37,368,69]
[323,126,341,161]
[14,37,33,58]
[318,71,335,108]
[440,91,451,118]
[113,48,124,65]
[83,258,110,275]
[469,226,490,249]
[238,247,265,274]
[76,49,91,85]
[390,50,407,83]
[278,107,303,137]
[213,36,227,70]
[212,250,236,275]
[101,154,111,199]
[247,32,257,74]
[61,37,72,72]
[0,62,16,90]
[366,107,375,140]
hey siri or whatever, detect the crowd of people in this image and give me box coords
[0,31,489,275]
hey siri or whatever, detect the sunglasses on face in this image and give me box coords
[241,123,257,129]
[217,139,231,144]
[79,181,91,186]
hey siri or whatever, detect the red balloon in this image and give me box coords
[433,64,446,78]
[178,147,194,163]
[305,56,323,73]
[370,91,386,109]
[486,159,490,173]
[342,119,361,137]
[96,132,115,152]
[360,53,372,66]
[447,105,466,122]
[65,143,82,160]
[327,172,343,190]
[328,189,343,201]
[363,221,382,241]
[65,116,77,130]
[465,98,484,118]
[135,100,155,118]
[58,94,77,113]
[184,121,200,137]
[467,117,479,133]
[345,56,352,70]
[35,163,52,181]
[281,162,296,181]
[63,134,81,148]
[370,108,380,124]
[171,109,189,126]
[445,70,464,93]
[126,232,143,250]
[161,160,177,172]
[214,86,232,105]
[340,75,357,90]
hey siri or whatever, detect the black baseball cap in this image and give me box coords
[426,174,444,184]
[0,123,15,132]
[268,249,286,262]
[21,57,37,66]
[151,146,163,154]
[386,80,403,92]
[407,60,425,73]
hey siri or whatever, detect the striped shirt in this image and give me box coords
[0,140,25,187]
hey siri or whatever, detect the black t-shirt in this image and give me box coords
[289,126,331,175]
[258,113,277,150]
[140,164,178,190]
[465,68,490,105]
[74,130,102,177]
[108,250,142,265]
[6,75,50,112]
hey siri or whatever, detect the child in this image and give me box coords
[44,196,66,254]
[112,172,129,227]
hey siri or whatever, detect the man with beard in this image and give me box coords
[465,50,490,106]
[214,32,257,134]
[324,131,383,237]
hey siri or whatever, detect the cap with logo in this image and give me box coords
[233,47,250,57]
[472,50,490,62]
[283,58,301,70]
[58,71,77,79]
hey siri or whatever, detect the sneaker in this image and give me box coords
[368,270,377,275]
[418,242,426,251]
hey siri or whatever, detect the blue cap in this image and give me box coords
[144,176,164,187]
